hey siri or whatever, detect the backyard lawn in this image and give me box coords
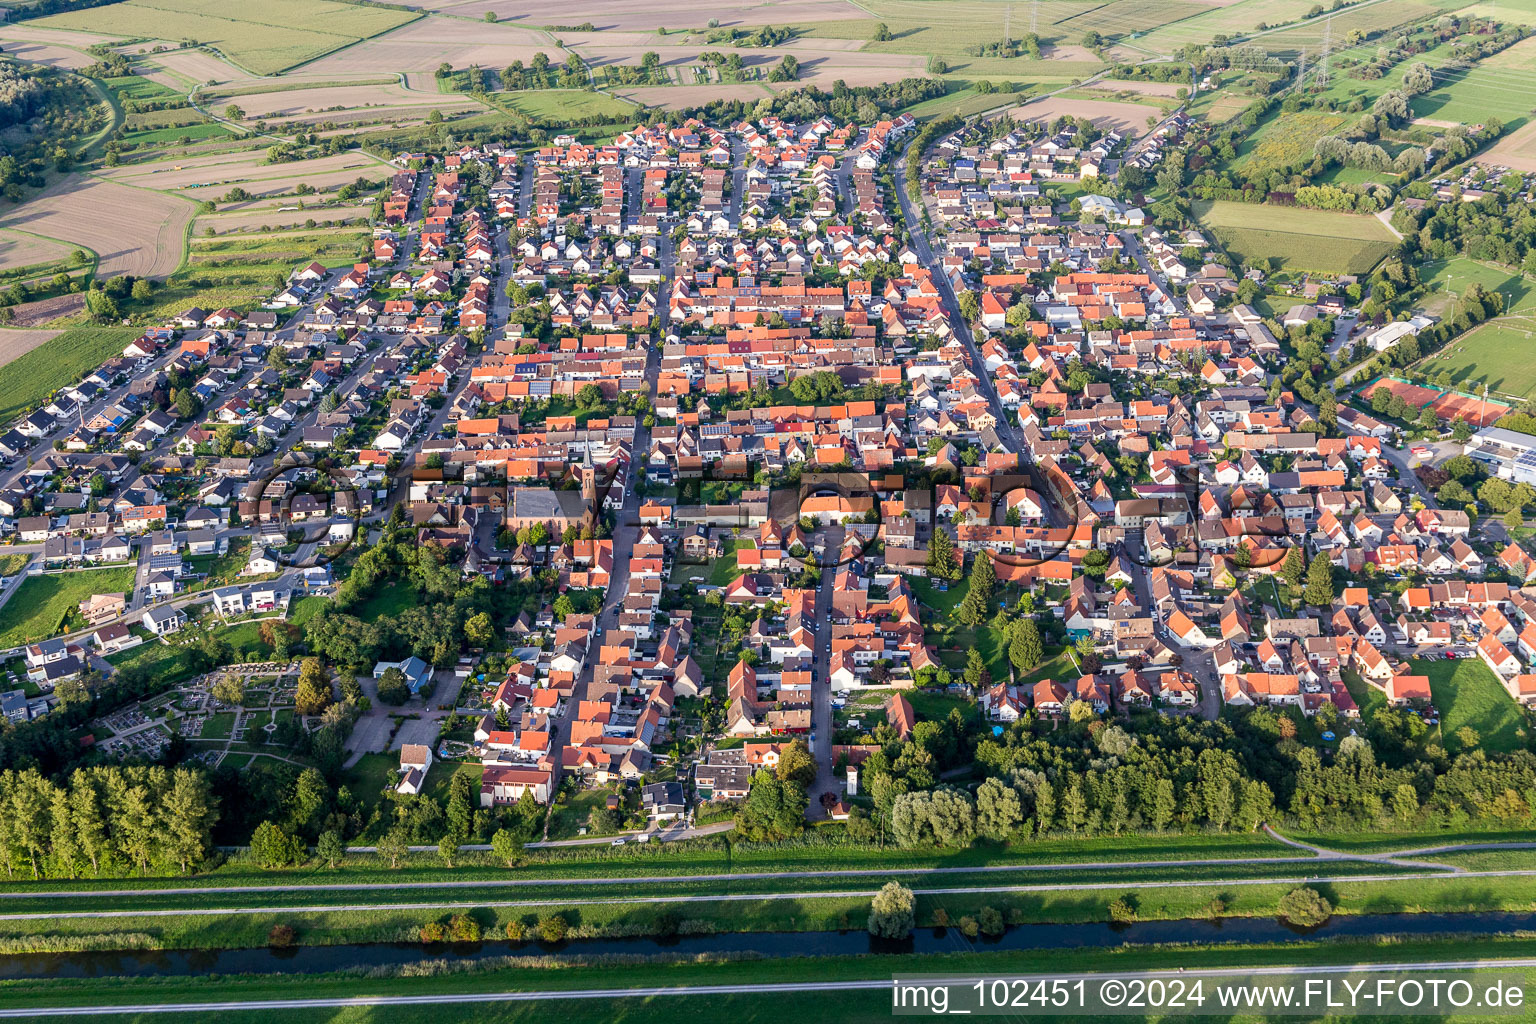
[1410,657,1526,753]
[0,567,138,647]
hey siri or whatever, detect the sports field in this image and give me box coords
[1418,318,1536,401]
[1193,199,1397,275]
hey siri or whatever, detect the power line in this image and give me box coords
[1315,15,1333,89]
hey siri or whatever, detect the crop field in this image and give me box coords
[413,0,868,29]
[0,230,74,276]
[297,17,563,77]
[0,39,94,69]
[0,328,62,370]
[1410,656,1526,753]
[1134,0,1318,51]
[1193,198,1396,274]
[0,327,143,422]
[103,150,388,194]
[0,175,194,279]
[1009,94,1158,135]
[224,83,477,121]
[1235,109,1355,177]
[1257,0,1453,57]
[37,0,419,76]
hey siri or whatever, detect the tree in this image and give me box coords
[874,21,893,40]
[976,776,1023,839]
[294,657,332,716]
[775,739,817,788]
[1009,618,1043,673]
[1279,546,1305,588]
[1304,555,1334,607]
[926,526,961,580]
[491,828,520,868]
[735,770,807,841]
[211,675,244,706]
[963,647,989,690]
[249,820,304,868]
[376,828,408,869]
[437,833,458,868]
[1277,886,1333,927]
[867,881,915,939]
[576,383,604,408]
[376,667,410,706]
[316,829,344,868]
[538,913,569,942]
[160,768,216,874]
[464,611,495,649]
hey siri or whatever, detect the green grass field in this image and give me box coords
[1193,198,1397,274]
[0,567,139,647]
[498,90,634,123]
[1416,317,1536,399]
[39,0,418,76]
[0,326,142,424]
[1409,656,1526,753]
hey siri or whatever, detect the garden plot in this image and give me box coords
[0,175,194,279]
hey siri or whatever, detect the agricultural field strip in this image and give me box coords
[0,866,1493,921]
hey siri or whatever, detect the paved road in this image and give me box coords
[13,959,1536,1016]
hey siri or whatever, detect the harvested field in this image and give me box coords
[618,83,769,107]
[0,329,63,370]
[104,151,387,191]
[141,48,256,88]
[0,231,74,276]
[0,40,95,69]
[0,176,194,279]
[5,293,84,327]
[298,17,562,76]
[0,24,125,48]
[413,0,866,29]
[222,83,477,119]
[1086,78,1185,97]
[1481,117,1536,173]
[1008,95,1156,136]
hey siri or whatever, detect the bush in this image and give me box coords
[420,921,447,943]
[867,881,916,939]
[447,913,482,942]
[1108,896,1138,924]
[538,913,569,943]
[977,906,1004,936]
[505,919,527,941]
[1278,886,1332,927]
[958,914,980,938]
[266,924,296,947]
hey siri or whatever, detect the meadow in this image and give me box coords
[0,326,142,421]
[1410,656,1526,753]
[0,567,139,648]
[1193,198,1397,274]
[1234,110,1355,178]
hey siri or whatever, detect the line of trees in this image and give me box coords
[0,766,217,878]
